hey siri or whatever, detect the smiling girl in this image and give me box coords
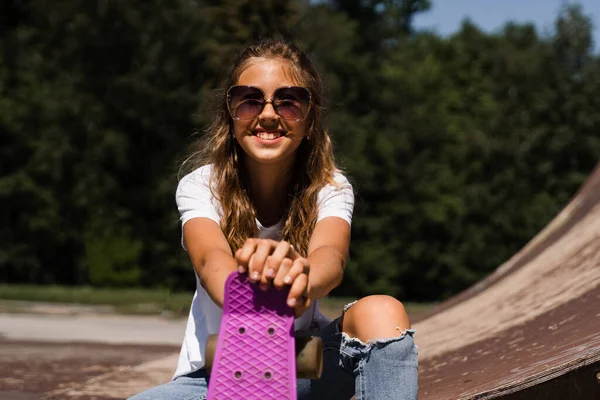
[130,38,418,400]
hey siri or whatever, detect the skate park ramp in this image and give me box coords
[413,163,600,399]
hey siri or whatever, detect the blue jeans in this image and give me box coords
[129,315,418,399]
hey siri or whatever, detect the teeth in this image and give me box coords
[256,132,281,140]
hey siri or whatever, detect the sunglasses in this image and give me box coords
[227,85,312,121]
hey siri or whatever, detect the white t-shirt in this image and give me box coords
[173,164,354,379]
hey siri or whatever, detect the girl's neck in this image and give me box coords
[243,159,295,226]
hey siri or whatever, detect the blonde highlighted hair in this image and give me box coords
[181,38,339,255]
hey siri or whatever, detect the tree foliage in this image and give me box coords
[1,1,598,301]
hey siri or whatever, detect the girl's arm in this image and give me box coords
[305,216,351,300]
[183,217,237,307]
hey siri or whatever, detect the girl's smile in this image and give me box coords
[251,128,287,144]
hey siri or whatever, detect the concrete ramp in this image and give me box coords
[414,163,600,399]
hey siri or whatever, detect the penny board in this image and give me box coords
[207,272,297,399]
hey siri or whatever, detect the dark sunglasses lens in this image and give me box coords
[273,87,310,120]
[228,86,264,119]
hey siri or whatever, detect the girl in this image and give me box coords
[131,38,417,400]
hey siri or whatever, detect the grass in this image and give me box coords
[0,284,194,316]
[0,284,435,319]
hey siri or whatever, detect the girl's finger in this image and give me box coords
[261,241,292,285]
[272,257,294,289]
[287,243,301,259]
[283,258,310,287]
[287,267,309,308]
[248,240,274,283]
[235,239,259,272]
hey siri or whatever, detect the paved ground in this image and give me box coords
[0,340,178,400]
[0,309,185,400]
[0,313,185,345]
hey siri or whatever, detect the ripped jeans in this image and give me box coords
[129,302,418,400]
[296,301,418,400]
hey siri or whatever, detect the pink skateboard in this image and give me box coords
[205,271,322,400]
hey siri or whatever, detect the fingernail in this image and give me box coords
[260,283,268,291]
[238,265,246,274]
[288,298,296,307]
[251,272,260,281]
[284,276,292,284]
[266,268,275,278]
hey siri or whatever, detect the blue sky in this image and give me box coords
[413,0,600,50]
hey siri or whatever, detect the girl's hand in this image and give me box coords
[235,239,311,317]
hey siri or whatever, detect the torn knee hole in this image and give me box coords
[396,326,411,336]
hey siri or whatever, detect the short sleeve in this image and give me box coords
[316,172,354,226]
[176,165,222,228]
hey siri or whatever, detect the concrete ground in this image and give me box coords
[0,304,186,399]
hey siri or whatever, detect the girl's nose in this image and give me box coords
[258,100,279,122]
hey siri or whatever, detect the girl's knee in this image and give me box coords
[347,295,409,322]
[341,295,411,342]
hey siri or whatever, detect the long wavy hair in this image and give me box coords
[181,38,340,255]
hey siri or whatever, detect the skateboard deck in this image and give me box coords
[207,271,297,400]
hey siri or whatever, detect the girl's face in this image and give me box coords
[232,58,308,169]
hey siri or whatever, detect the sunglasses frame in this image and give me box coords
[226,85,312,121]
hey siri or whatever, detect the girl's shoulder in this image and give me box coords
[178,164,214,188]
[317,170,354,202]
[331,170,351,186]
[321,170,353,193]
[316,170,355,222]
[176,165,217,202]
[182,164,213,180]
